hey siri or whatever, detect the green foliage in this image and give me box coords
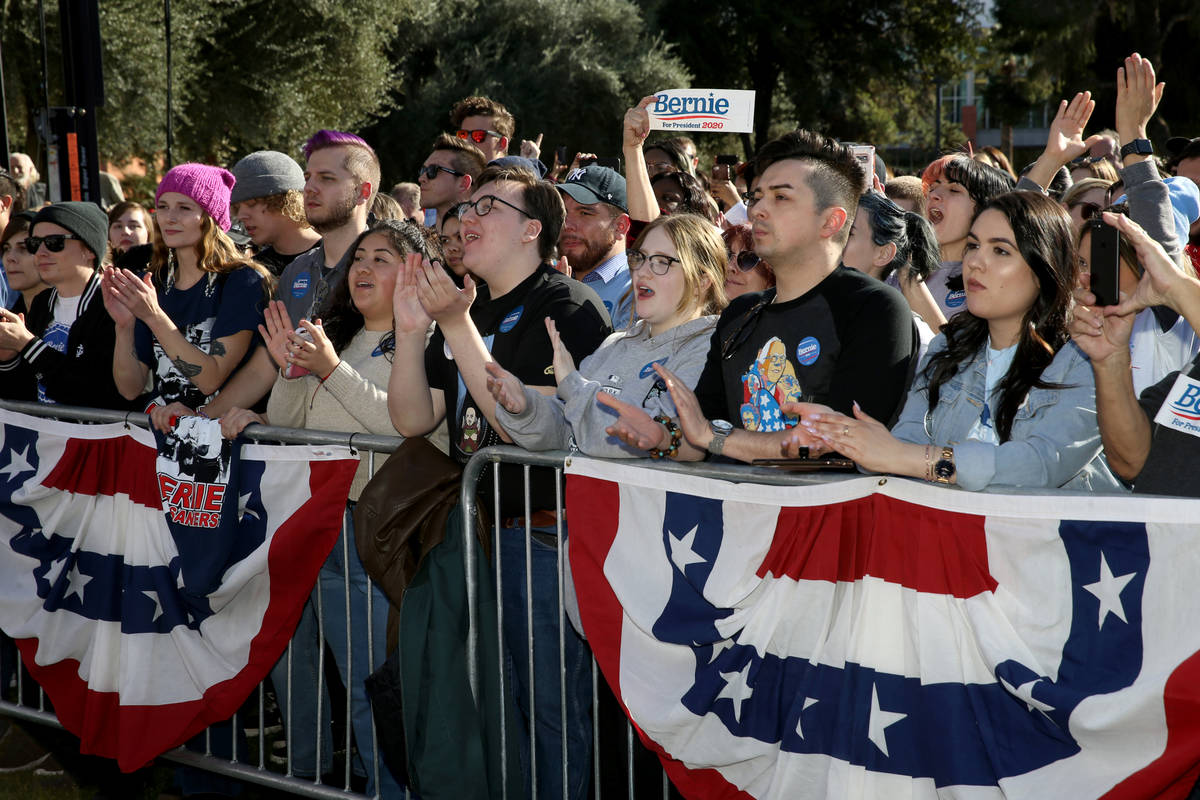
[989,0,1200,141]
[641,0,985,152]
[366,0,691,185]
[2,0,408,172]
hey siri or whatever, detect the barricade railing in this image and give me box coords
[0,399,402,800]
[3,401,1140,800]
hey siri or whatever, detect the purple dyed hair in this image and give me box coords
[302,129,375,161]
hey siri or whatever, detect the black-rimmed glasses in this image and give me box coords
[627,249,681,275]
[26,234,83,254]
[461,194,532,219]
[418,164,465,181]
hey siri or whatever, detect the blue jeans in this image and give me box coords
[271,507,400,797]
[499,524,592,800]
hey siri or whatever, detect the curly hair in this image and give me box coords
[322,219,431,357]
[449,96,515,139]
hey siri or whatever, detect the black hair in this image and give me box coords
[1018,162,1073,202]
[857,192,939,281]
[322,219,430,358]
[923,191,1076,442]
[752,129,865,243]
[942,156,1016,211]
[651,171,715,222]
[0,169,25,213]
[643,139,692,176]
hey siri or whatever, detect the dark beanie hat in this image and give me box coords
[32,201,109,263]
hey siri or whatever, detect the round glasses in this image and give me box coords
[627,249,680,275]
[730,250,762,271]
[461,194,532,219]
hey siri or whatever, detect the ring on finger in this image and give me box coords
[842,425,850,436]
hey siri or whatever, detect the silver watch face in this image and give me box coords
[712,420,734,437]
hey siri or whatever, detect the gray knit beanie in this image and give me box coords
[32,201,109,264]
[229,151,305,205]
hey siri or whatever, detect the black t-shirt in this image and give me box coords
[425,263,612,516]
[254,243,318,278]
[695,265,915,431]
[1133,355,1200,496]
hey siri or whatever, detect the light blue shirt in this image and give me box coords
[580,251,632,329]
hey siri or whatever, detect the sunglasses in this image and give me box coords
[720,298,769,359]
[456,129,502,144]
[27,234,83,254]
[461,194,532,219]
[418,164,465,181]
[731,250,762,272]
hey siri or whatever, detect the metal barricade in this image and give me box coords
[0,399,404,800]
[459,445,862,800]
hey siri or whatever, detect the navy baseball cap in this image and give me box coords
[557,165,628,213]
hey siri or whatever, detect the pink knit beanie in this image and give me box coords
[155,163,237,231]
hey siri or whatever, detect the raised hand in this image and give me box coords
[485,360,528,415]
[393,252,433,335]
[1043,92,1103,167]
[100,267,135,328]
[1070,272,1135,365]
[623,96,656,150]
[1115,52,1164,142]
[1105,212,1196,316]
[544,317,577,385]
[520,133,543,161]
[257,299,296,370]
[288,318,339,378]
[415,256,475,324]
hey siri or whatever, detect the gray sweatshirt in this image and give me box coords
[496,316,717,457]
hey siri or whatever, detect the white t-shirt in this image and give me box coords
[37,294,81,403]
[965,339,1016,445]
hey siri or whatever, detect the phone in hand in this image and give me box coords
[283,326,314,379]
[555,145,568,166]
[712,154,739,182]
[1088,218,1121,307]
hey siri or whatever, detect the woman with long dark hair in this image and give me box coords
[791,191,1121,491]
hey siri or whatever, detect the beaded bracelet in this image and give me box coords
[648,415,682,459]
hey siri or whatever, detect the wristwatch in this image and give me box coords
[707,419,734,456]
[933,446,956,484]
[1119,138,1153,159]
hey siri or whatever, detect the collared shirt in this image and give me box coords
[579,251,632,329]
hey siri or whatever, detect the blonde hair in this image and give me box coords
[151,213,274,291]
[630,214,728,320]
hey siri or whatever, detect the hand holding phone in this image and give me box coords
[283,326,314,379]
[1088,218,1122,307]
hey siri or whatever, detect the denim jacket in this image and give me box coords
[892,334,1124,492]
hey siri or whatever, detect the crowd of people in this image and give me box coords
[2,50,1200,798]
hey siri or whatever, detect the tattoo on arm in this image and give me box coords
[209,340,227,357]
[171,357,202,378]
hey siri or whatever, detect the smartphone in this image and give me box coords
[594,156,621,171]
[283,326,314,379]
[555,145,568,166]
[1089,218,1121,307]
[712,154,739,182]
[850,145,875,189]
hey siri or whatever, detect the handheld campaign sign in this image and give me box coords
[647,89,755,133]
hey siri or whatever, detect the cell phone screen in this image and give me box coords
[1089,219,1121,307]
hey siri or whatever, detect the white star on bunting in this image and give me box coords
[1084,552,1136,628]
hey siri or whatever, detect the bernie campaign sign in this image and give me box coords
[647,89,756,133]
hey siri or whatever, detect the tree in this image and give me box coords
[364,0,691,186]
[989,0,1200,142]
[1,0,409,174]
[640,0,985,154]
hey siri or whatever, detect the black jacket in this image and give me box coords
[0,272,133,409]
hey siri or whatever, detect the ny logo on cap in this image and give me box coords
[566,168,587,182]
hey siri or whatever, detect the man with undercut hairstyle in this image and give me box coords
[604,129,916,463]
[419,133,486,227]
[201,129,379,418]
[230,150,320,276]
